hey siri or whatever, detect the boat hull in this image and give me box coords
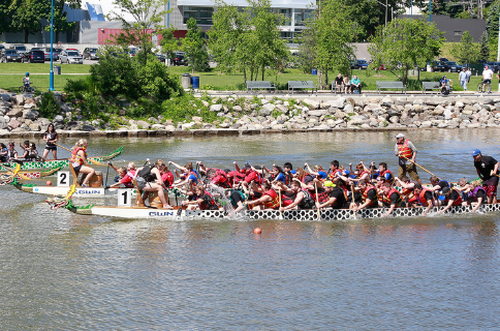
[67,203,500,220]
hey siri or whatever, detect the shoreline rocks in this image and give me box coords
[1,90,500,139]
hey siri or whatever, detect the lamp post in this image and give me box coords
[429,0,432,23]
[49,0,54,91]
[373,0,391,27]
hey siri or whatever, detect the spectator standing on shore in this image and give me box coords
[459,67,468,91]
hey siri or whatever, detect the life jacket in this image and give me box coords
[137,163,157,182]
[379,169,394,184]
[444,188,463,206]
[262,189,280,210]
[416,188,433,207]
[358,170,369,180]
[328,169,342,179]
[199,190,218,210]
[70,147,87,166]
[468,186,486,203]
[313,187,329,203]
[213,169,231,188]
[384,188,403,206]
[397,139,413,159]
[189,170,200,186]
[298,189,316,209]
[285,173,293,186]
[361,184,378,207]
[228,189,247,208]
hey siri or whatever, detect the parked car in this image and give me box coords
[59,50,83,64]
[44,47,60,61]
[431,60,446,72]
[0,44,5,52]
[486,61,500,73]
[356,59,369,70]
[156,54,166,62]
[83,47,99,60]
[173,52,187,66]
[445,61,462,72]
[11,45,27,55]
[21,49,45,63]
[65,48,81,56]
[128,49,137,57]
[0,49,22,63]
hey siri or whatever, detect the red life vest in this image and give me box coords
[212,169,231,188]
[417,188,433,207]
[379,169,394,184]
[70,147,87,166]
[263,189,280,210]
[384,188,403,206]
[313,188,329,203]
[397,139,413,159]
[361,184,378,207]
[444,188,463,206]
[199,190,217,210]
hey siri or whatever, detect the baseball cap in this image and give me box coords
[290,170,296,175]
[472,149,481,157]
[396,133,404,139]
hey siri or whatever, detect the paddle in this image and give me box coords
[400,155,439,178]
[314,181,321,221]
[54,142,105,166]
[278,188,283,219]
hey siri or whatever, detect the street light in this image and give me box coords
[373,0,391,27]
[49,0,54,91]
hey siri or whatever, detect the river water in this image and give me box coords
[1,129,499,330]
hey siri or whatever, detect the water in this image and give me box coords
[1,129,500,330]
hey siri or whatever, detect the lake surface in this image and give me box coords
[1,129,500,330]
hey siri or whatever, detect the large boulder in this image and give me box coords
[8,118,22,129]
[209,104,223,112]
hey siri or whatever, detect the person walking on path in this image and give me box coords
[395,133,422,184]
[459,67,468,91]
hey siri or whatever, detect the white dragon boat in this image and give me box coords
[58,202,500,221]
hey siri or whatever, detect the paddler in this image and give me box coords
[70,139,95,187]
[381,182,405,217]
[245,180,281,210]
[437,187,463,215]
[135,159,173,209]
[108,162,136,188]
[410,183,435,216]
[315,179,348,210]
[472,149,499,204]
[279,179,316,211]
[182,184,218,210]
[351,179,378,211]
[465,179,487,212]
[395,133,422,184]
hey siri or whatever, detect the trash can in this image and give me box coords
[54,65,61,75]
[181,73,191,89]
[312,68,317,75]
[192,76,200,89]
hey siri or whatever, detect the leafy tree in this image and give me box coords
[44,0,81,43]
[182,17,209,72]
[0,0,14,35]
[452,31,480,65]
[369,18,444,84]
[108,0,169,65]
[479,31,490,62]
[9,0,46,42]
[310,0,357,88]
[158,26,179,61]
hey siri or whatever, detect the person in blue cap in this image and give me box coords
[23,72,30,89]
[472,149,499,204]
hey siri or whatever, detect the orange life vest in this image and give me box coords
[384,188,403,206]
[444,188,463,206]
[379,169,394,184]
[417,188,433,207]
[361,184,378,207]
[263,189,280,210]
[397,139,413,159]
[70,147,87,166]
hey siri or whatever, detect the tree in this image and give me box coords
[182,17,209,72]
[208,0,288,82]
[479,31,490,62]
[108,0,169,65]
[0,0,14,35]
[452,31,480,65]
[369,18,444,84]
[44,0,81,43]
[9,0,46,43]
[158,26,179,62]
[311,0,357,89]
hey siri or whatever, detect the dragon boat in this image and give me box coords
[0,166,62,181]
[58,201,500,221]
[0,146,124,172]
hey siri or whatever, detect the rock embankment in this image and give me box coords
[1,91,499,138]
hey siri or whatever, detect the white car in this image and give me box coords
[59,50,83,64]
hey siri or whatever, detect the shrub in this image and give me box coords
[37,92,61,120]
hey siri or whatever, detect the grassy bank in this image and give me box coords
[0,62,487,93]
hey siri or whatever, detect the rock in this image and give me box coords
[344,104,354,113]
[136,120,151,129]
[483,99,494,105]
[23,109,39,120]
[304,98,320,109]
[152,124,166,130]
[432,105,445,115]
[201,100,209,107]
[6,108,23,117]
[233,105,243,112]
[347,114,367,126]
[8,118,22,129]
[443,109,453,120]
[192,116,203,123]
[328,97,346,108]
[389,116,399,124]
[0,117,9,129]
[420,120,432,128]
[455,101,465,108]
[29,123,41,131]
[308,110,327,117]
[54,115,64,123]
[209,104,223,112]
[0,93,11,102]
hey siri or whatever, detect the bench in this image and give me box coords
[422,81,441,94]
[246,81,276,93]
[288,81,318,95]
[331,81,342,94]
[376,81,406,94]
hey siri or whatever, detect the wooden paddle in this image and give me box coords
[54,142,104,166]
[314,181,321,221]
[278,188,283,219]
[400,155,439,178]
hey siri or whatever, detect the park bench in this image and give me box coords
[246,81,276,93]
[376,81,406,94]
[422,81,441,94]
[288,81,318,95]
[331,81,342,94]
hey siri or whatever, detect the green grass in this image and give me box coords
[0,62,487,93]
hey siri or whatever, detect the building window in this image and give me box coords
[182,6,214,25]
[294,9,315,26]
[454,31,462,36]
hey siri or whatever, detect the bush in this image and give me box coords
[161,94,216,124]
[37,92,61,120]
